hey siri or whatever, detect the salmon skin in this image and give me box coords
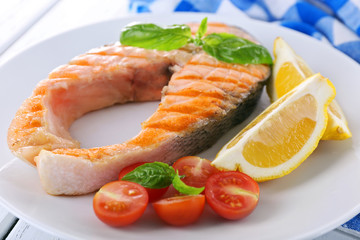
[7,22,271,195]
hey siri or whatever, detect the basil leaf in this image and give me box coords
[202,33,273,65]
[120,23,192,51]
[194,17,208,46]
[172,174,204,195]
[122,162,176,189]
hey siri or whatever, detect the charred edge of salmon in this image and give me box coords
[163,78,268,163]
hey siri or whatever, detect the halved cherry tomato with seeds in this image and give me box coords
[119,162,169,202]
[93,181,148,226]
[152,194,205,226]
[205,171,259,220]
[172,156,219,190]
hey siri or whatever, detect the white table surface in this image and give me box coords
[0,0,358,239]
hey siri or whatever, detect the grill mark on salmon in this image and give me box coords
[7,22,271,195]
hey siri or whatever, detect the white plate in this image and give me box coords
[0,13,360,240]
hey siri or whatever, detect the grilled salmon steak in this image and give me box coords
[7,23,271,195]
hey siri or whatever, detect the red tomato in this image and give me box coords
[172,156,219,189]
[205,171,259,220]
[93,181,148,226]
[152,195,205,226]
[119,162,169,202]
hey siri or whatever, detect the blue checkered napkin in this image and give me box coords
[340,216,360,237]
[129,0,360,63]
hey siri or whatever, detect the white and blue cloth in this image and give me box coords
[129,0,360,64]
[128,0,360,236]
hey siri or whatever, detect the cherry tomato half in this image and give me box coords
[172,156,219,189]
[152,194,205,226]
[93,181,148,226]
[205,171,259,220]
[119,162,169,202]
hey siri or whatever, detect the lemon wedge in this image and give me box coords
[212,74,335,181]
[268,37,351,140]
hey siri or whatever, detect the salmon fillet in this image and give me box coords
[7,23,271,195]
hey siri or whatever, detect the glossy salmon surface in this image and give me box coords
[7,23,271,195]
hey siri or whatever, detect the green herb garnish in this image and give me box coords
[202,33,273,64]
[122,162,176,189]
[120,23,192,51]
[193,17,208,46]
[172,173,204,195]
[120,17,272,65]
[122,162,204,195]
